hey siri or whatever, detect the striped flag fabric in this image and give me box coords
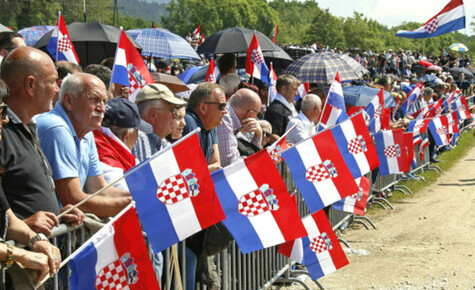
[282,129,359,213]
[69,205,160,290]
[245,32,269,83]
[419,137,430,161]
[424,97,444,118]
[364,88,390,134]
[452,96,471,120]
[193,24,201,37]
[402,132,415,172]
[407,119,431,136]
[46,12,79,64]
[446,111,459,134]
[400,83,423,116]
[111,30,154,101]
[319,71,348,129]
[266,124,296,164]
[374,129,410,175]
[125,132,225,253]
[278,210,349,280]
[211,150,307,254]
[268,63,278,103]
[295,83,310,103]
[332,176,370,216]
[428,115,450,146]
[395,0,465,39]
[205,59,217,83]
[330,113,380,179]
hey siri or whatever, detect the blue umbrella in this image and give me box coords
[126,28,200,61]
[179,65,207,84]
[18,25,54,46]
[342,86,396,108]
[418,74,439,83]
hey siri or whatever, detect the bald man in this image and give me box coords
[285,94,322,145]
[216,88,263,166]
[0,47,85,239]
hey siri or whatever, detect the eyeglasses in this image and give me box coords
[246,108,260,115]
[204,102,226,111]
[0,105,8,120]
[151,107,178,116]
[263,132,271,137]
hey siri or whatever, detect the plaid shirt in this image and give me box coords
[132,131,170,163]
[216,104,262,167]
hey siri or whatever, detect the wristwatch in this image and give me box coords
[28,233,48,248]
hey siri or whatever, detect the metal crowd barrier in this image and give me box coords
[2,113,473,290]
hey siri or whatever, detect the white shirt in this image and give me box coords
[285,112,316,145]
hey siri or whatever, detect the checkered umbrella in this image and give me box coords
[449,43,469,52]
[126,28,200,61]
[284,52,366,87]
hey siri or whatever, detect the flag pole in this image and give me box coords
[55,11,60,63]
[56,128,201,219]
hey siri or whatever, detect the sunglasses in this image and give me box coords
[204,102,226,111]
[263,132,271,137]
[0,105,7,120]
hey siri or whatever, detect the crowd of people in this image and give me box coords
[0,28,473,289]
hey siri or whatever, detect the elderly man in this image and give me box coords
[132,84,186,162]
[36,73,131,219]
[264,74,299,143]
[258,120,272,148]
[183,82,227,172]
[286,94,322,145]
[0,31,26,57]
[216,88,262,167]
[94,98,153,190]
[0,47,84,238]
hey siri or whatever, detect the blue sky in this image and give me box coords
[315,0,473,35]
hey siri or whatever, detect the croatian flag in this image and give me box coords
[278,210,349,280]
[428,115,450,146]
[125,132,225,253]
[245,32,269,83]
[295,83,310,103]
[332,177,370,216]
[211,150,307,254]
[319,71,348,129]
[282,129,359,213]
[266,124,296,164]
[69,205,160,290]
[395,0,465,39]
[442,90,459,111]
[400,83,423,116]
[46,12,79,64]
[330,113,380,179]
[424,97,444,118]
[446,111,459,134]
[268,63,278,103]
[374,129,409,175]
[193,24,201,37]
[111,30,154,101]
[205,59,217,83]
[419,137,430,161]
[407,119,431,136]
[402,132,415,172]
[452,96,471,120]
[364,89,390,134]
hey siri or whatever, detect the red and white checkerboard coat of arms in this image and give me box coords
[58,35,72,52]
[251,49,264,65]
[267,144,283,164]
[96,253,138,290]
[238,184,279,217]
[424,17,438,34]
[436,126,448,135]
[156,169,199,205]
[309,232,333,254]
[305,160,338,183]
[351,186,364,201]
[347,135,368,155]
[384,144,401,158]
[127,63,146,96]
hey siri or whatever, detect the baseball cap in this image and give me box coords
[103,98,153,134]
[135,83,186,105]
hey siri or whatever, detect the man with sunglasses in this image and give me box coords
[0,32,26,59]
[216,88,263,167]
[132,83,186,162]
[183,82,227,173]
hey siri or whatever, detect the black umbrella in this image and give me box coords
[197,26,281,54]
[35,22,141,66]
[448,67,474,80]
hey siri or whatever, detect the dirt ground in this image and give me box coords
[278,145,475,290]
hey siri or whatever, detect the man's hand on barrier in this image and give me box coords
[14,247,50,283]
[60,204,85,227]
[31,240,61,277]
[23,211,59,236]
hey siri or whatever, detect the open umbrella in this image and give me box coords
[126,28,200,61]
[197,26,281,54]
[342,86,396,108]
[178,65,208,84]
[449,43,469,52]
[418,60,433,67]
[419,74,439,83]
[448,67,474,79]
[151,72,189,93]
[35,22,141,66]
[0,24,12,32]
[283,52,364,87]
[18,25,54,47]
[339,54,370,78]
[426,65,442,71]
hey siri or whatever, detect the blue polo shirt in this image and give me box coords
[182,108,218,163]
[36,103,103,189]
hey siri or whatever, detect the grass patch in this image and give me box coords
[368,129,475,212]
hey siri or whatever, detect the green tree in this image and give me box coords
[303,7,345,48]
